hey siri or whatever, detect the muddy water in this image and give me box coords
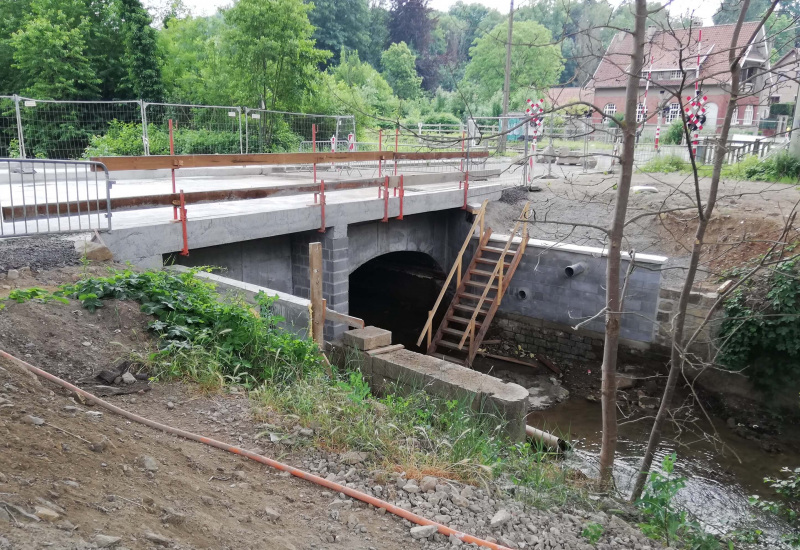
[529,399,796,541]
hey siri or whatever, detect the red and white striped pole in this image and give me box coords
[525,98,545,181]
[330,135,336,169]
[695,28,703,96]
[654,125,661,150]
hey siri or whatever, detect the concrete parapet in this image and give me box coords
[339,330,529,441]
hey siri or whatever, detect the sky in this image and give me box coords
[179,0,721,24]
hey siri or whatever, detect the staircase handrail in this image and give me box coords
[417,199,488,348]
[457,202,531,351]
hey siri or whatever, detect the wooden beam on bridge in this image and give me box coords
[90,150,489,172]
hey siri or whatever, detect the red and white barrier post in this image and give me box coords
[525,98,545,182]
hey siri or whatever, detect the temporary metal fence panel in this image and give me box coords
[18,98,143,160]
[0,96,19,159]
[143,103,243,155]
[245,109,353,154]
[0,158,112,237]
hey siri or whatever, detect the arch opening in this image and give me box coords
[349,251,446,352]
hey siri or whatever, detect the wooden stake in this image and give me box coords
[309,242,324,349]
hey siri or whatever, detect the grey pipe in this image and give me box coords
[526,425,571,452]
[564,262,586,277]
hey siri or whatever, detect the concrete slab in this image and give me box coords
[345,341,529,441]
[342,326,391,350]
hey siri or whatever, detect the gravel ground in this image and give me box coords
[0,234,80,272]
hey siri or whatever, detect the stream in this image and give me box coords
[529,398,798,545]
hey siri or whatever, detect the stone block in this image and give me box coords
[342,326,392,351]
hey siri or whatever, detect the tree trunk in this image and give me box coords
[598,0,647,486]
[628,0,777,502]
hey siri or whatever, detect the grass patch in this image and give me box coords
[639,152,800,184]
[254,353,582,508]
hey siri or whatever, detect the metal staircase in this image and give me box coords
[418,200,531,367]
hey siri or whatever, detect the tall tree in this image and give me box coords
[389,0,435,55]
[381,41,422,99]
[119,0,164,101]
[363,1,391,68]
[224,0,329,110]
[713,0,772,24]
[463,20,563,101]
[598,0,647,486]
[10,0,100,99]
[307,0,370,66]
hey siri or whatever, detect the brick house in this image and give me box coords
[586,22,771,135]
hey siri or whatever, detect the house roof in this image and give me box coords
[590,21,766,89]
[544,87,595,108]
[774,48,799,71]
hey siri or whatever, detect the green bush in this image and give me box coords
[661,119,684,145]
[422,112,461,126]
[742,152,800,182]
[63,269,323,387]
[639,154,688,173]
[719,260,800,394]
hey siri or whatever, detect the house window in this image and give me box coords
[666,103,681,123]
[732,106,739,125]
[671,70,683,79]
[603,103,617,117]
[743,105,754,125]
[641,70,650,78]
[636,103,647,123]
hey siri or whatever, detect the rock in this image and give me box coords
[264,506,281,521]
[75,240,113,262]
[449,534,464,546]
[616,374,638,390]
[638,395,660,409]
[34,506,60,522]
[121,372,136,385]
[140,455,159,472]
[490,509,512,528]
[94,534,122,548]
[340,451,368,465]
[89,438,107,453]
[166,401,175,410]
[6,270,19,280]
[0,508,10,523]
[18,266,31,276]
[143,532,171,546]
[409,525,438,539]
[419,476,438,493]
[299,428,314,437]
[402,482,420,494]
[200,495,214,506]
[346,513,359,527]
[23,415,45,426]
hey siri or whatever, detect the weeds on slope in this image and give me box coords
[639,152,800,184]
[61,268,323,387]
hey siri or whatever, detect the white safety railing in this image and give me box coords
[0,158,112,237]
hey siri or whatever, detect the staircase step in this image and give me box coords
[482,245,517,255]
[437,340,467,351]
[441,327,466,337]
[469,268,497,277]
[457,292,495,301]
[475,258,511,267]
[446,315,483,326]
[464,280,499,290]
[452,303,489,313]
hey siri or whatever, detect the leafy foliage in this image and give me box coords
[719,260,800,394]
[63,269,323,387]
[223,0,329,111]
[308,0,370,66]
[750,467,800,546]
[5,287,68,305]
[581,522,604,545]
[636,454,721,549]
[464,21,563,103]
[381,42,423,100]
[662,119,685,146]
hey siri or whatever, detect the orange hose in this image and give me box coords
[0,349,512,550]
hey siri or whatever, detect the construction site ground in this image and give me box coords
[486,170,800,287]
